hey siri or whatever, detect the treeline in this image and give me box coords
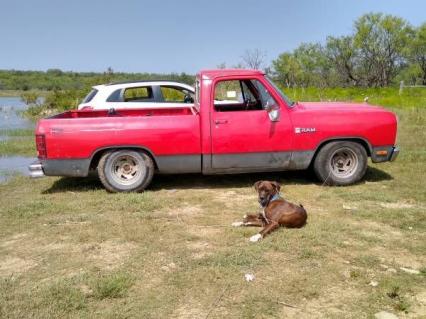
[1,12,425,94]
[271,13,426,87]
[0,68,194,91]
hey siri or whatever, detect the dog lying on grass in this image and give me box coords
[232,181,307,242]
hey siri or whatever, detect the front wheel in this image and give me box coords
[98,149,154,192]
[313,141,368,186]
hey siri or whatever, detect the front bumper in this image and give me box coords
[371,146,400,163]
[28,161,45,178]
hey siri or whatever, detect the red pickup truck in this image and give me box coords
[29,69,399,192]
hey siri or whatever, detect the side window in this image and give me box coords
[160,86,193,103]
[82,89,98,103]
[214,79,267,112]
[106,89,122,102]
[214,80,243,104]
[123,86,153,102]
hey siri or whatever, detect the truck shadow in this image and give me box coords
[43,166,392,193]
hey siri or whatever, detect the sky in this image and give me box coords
[0,0,425,74]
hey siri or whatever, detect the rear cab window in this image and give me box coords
[160,86,194,103]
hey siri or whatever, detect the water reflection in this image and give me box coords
[0,97,36,182]
[0,156,36,183]
[0,97,35,130]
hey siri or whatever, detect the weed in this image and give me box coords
[91,272,134,300]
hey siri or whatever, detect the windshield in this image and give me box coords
[265,77,295,107]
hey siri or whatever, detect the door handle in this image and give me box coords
[214,119,228,124]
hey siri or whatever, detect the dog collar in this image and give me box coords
[270,193,281,202]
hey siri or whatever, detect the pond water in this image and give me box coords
[0,96,35,130]
[0,156,37,183]
[0,96,36,182]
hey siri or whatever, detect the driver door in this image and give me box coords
[211,78,293,170]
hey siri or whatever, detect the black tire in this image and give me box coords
[97,149,154,192]
[313,141,368,186]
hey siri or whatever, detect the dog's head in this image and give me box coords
[254,180,281,207]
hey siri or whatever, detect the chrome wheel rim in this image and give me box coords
[110,155,144,186]
[329,147,358,178]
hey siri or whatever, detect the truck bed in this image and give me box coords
[36,106,201,165]
[50,107,195,119]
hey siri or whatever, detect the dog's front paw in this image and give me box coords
[249,234,262,242]
[231,221,244,227]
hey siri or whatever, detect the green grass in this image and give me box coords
[0,128,34,137]
[0,89,48,97]
[283,86,426,109]
[91,272,134,300]
[0,129,35,156]
[0,95,425,318]
[0,90,27,97]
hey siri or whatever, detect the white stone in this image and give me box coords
[400,267,420,275]
[374,311,399,319]
[369,281,378,287]
[232,221,244,227]
[249,234,262,242]
[244,273,255,282]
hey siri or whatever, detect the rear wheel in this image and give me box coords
[98,149,154,192]
[313,141,367,186]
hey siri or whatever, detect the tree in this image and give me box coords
[241,49,267,70]
[409,23,426,84]
[272,52,303,87]
[216,62,227,69]
[293,43,331,87]
[325,36,360,86]
[353,13,414,86]
[272,43,331,87]
[103,67,114,83]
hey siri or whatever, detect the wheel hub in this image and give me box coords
[111,155,142,185]
[330,148,358,178]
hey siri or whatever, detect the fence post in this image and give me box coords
[399,81,404,95]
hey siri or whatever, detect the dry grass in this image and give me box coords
[0,108,425,318]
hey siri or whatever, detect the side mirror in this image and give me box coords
[265,98,280,122]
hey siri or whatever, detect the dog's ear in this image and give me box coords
[271,181,281,192]
[254,181,262,191]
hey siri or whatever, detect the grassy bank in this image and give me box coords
[0,129,35,157]
[0,107,425,318]
[0,90,48,98]
[283,86,426,109]
[0,90,26,97]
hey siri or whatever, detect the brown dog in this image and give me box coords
[232,181,307,242]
